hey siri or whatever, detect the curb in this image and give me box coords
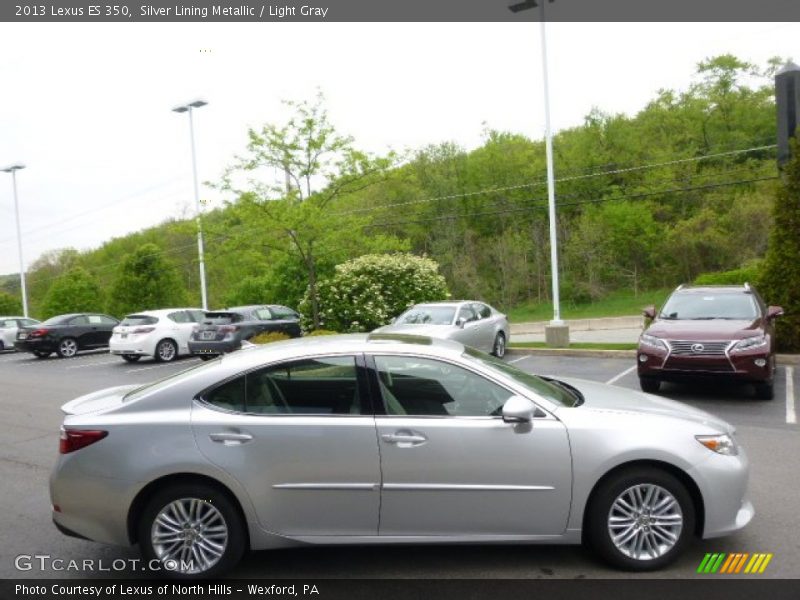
[507,348,800,365]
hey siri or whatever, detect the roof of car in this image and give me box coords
[218,332,465,371]
[674,285,753,294]
[123,308,204,318]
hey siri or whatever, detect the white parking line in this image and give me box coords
[508,356,530,364]
[605,365,637,385]
[787,366,796,425]
[65,359,123,370]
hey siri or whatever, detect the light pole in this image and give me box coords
[1,164,29,318]
[173,99,209,310]
[508,0,569,346]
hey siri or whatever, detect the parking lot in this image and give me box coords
[0,347,797,579]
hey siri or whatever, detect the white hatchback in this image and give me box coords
[109,308,206,363]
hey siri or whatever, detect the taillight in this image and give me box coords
[59,427,108,454]
[132,327,156,334]
[218,325,239,333]
[29,328,49,338]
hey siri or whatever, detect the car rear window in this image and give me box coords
[40,315,72,326]
[120,315,159,326]
[396,306,456,325]
[204,312,241,325]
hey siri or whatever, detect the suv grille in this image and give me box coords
[667,340,731,356]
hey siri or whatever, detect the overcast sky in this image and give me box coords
[0,21,798,276]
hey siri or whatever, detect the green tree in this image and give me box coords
[107,244,188,317]
[40,267,104,318]
[305,253,450,332]
[220,92,403,328]
[0,291,22,314]
[757,138,800,352]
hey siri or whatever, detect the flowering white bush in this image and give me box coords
[301,253,450,332]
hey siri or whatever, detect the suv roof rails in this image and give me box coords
[675,284,685,292]
[744,282,751,292]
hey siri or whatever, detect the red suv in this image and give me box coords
[637,284,783,399]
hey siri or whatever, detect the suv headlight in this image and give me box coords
[640,333,667,350]
[732,335,767,352]
[696,433,738,456]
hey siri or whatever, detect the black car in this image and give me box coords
[188,304,302,358]
[15,313,120,359]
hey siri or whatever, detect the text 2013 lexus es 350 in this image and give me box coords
[51,334,752,578]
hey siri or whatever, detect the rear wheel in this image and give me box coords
[56,338,78,359]
[121,355,141,363]
[138,483,246,579]
[754,381,774,400]
[33,350,51,359]
[155,339,178,363]
[639,377,661,394]
[587,467,694,571]
[491,332,506,358]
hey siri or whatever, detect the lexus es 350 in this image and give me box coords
[51,334,751,577]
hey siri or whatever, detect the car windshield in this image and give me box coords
[461,347,577,407]
[659,293,759,320]
[120,315,158,326]
[396,306,456,325]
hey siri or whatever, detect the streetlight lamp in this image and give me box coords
[172,99,209,310]
[1,164,29,318]
[508,0,569,347]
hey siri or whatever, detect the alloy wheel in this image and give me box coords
[58,338,78,358]
[607,483,683,561]
[150,498,229,575]
[157,340,177,362]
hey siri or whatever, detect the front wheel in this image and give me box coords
[639,377,661,394]
[56,338,78,359]
[491,332,506,358]
[587,468,695,571]
[754,381,774,400]
[138,483,246,578]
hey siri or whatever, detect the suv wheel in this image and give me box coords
[754,381,774,400]
[639,377,661,394]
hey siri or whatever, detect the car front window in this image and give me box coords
[397,306,456,325]
[659,293,759,320]
[461,347,577,407]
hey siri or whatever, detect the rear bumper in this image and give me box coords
[188,340,240,355]
[109,337,156,357]
[15,338,56,353]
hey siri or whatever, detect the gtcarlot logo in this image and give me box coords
[14,554,192,573]
[697,552,773,574]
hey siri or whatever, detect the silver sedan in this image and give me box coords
[51,334,752,578]
[0,316,40,351]
[374,301,510,357]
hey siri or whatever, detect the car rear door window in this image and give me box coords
[204,376,246,412]
[373,355,513,417]
[254,308,274,320]
[247,356,360,415]
[69,316,89,326]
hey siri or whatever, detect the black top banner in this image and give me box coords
[2,0,800,23]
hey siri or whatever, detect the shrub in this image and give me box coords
[249,331,291,345]
[303,253,450,332]
[694,260,762,286]
[0,291,21,315]
[306,329,338,336]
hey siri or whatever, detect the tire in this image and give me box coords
[491,332,506,358]
[121,355,141,363]
[199,355,215,362]
[56,338,78,359]
[587,467,695,571]
[754,381,774,400]
[138,483,246,579]
[33,350,51,359]
[154,339,178,363]
[0,340,4,351]
[639,377,661,394]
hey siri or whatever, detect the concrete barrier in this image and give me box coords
[511,315,643,335]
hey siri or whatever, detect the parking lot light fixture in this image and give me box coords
[1,163,29,318]
[173,99,209,310]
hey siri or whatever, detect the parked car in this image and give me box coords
[374,301,510,357]
[52,333,751,578]
[109,308,207,363]
[0,316,40,351]
[188,304,302,358]
[637,284,783,399]
[15,313,120,358]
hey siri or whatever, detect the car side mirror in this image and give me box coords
[642,305,656,320]
[767,306,784,320]
[456,317,466,328]
[502,395,537,423]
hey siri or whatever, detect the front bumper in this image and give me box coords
[637,343,773,384]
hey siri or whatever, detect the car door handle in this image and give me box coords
[381,432,427,445]
[209,432,253,445]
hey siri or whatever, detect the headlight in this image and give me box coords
[696,433,738,456]
[732,335,767,352]
[639,333,667,350]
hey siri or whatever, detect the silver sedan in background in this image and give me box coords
[51,334,751,578]
[374,301,510,357]
[0,315,40,351]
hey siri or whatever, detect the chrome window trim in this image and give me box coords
[382,483,555,492]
